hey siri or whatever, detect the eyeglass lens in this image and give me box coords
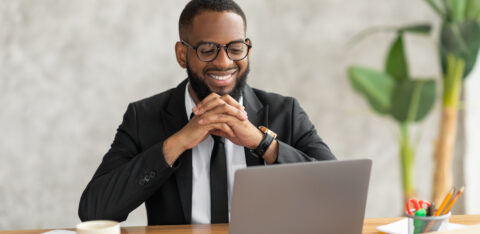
[197,42,248,62]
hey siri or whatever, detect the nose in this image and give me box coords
[210,47,234,69]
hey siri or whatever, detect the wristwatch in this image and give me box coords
[250,126,277,158]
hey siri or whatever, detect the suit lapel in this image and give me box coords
[242,85,268,166]
[161,79,193,223]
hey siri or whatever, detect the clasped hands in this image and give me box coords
[188,93,263,149]
[162,93,264,166]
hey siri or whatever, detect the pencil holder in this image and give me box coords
[406,212,451,233]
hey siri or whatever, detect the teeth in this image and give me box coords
[209,74,231,81]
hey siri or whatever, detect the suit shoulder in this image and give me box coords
[251,88,296,108]
[129,88,176,113]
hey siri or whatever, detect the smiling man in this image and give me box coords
[79,0,335,225]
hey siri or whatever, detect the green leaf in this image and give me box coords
[348,66,396,115]
[386,34,409,82]
[448,0,467,22]
[442,0,453,21]
[425,0,447,19]
[391,80,436,122]
[440,20,480,79]
[398,24,432,35]
[465,0,480,20]
[348,24,431,47]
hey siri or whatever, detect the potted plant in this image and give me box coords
[348,25,436,201]
[424,0,480,204]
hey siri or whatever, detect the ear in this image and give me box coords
[246,38,253,59]
[175,41,187,68]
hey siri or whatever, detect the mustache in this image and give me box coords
[204,66,238,73]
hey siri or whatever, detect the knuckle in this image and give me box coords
[227,107,238,115]
[209,93,219,98]
[222,95,232,101]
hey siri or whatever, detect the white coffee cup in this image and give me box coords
[76,220,120,234]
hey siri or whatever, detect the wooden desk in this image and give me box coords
[3,215,480,234]
[362,215,480,233]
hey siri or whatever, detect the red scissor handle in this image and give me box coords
[406,198,431,215]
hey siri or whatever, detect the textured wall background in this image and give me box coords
[0,0,470,230]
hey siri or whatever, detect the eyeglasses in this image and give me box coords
[181,39,252,62]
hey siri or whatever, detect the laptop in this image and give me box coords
[229,158,372,234]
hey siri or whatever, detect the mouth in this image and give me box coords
[209,73,233,81]
[205,70,237,86]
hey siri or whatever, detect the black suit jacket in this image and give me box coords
[78,79,335,225]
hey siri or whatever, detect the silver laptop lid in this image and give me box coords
[229,158,372,234]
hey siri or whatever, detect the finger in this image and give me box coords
[199,113,230,125]
[208,123,235,138]
[192,93,220,113]
[221,95,247,118]
[221,95,245,112]
[194,95,225,115]
[200,113,241,126]
[199,105,247,124]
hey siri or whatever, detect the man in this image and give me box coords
[78,0,335,225]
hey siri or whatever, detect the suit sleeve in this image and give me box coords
[275,98,336,163]
[78,103,178,222]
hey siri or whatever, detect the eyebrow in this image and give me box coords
[196,39,245,45]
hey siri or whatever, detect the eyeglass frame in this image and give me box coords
[180,38,252,62]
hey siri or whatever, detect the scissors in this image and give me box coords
[406,198,431,216]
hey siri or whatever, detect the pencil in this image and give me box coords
[441,186,464,215]
[434,188,455,216]
[423,187,456,232]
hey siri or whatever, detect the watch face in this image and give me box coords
[259,126,277,139]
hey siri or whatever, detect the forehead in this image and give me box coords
[189,11,245,44]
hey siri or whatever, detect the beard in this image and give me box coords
[187,62,250,101]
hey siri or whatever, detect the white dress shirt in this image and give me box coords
[184,84,247,224]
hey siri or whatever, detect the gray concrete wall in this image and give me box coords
[1,0,461,230]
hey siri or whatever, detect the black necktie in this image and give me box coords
[210,135,229,223]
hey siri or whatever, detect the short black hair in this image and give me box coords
[178,0,247,40]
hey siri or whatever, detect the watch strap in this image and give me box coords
[250,126,275,158]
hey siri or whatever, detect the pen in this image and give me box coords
[426,203,435,216]
[422,203,435,232]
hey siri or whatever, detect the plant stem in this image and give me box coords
[400,122,415,202]
[432,54,464,204]
[443,54,465,107]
